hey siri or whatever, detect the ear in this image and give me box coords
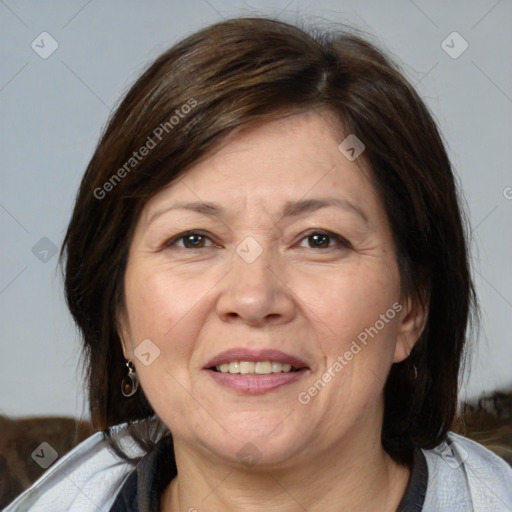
[393,294,429,363]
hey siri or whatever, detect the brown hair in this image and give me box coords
[61,16,476,464]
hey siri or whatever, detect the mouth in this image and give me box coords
[210,361,302,375]
[204,349,309,394]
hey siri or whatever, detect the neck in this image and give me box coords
[161,428,411,512]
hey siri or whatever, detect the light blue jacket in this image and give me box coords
[4,426,512,511]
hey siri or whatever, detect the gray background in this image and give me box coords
[1,0,511,421]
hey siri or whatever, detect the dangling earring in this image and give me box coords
[121,360,139,397]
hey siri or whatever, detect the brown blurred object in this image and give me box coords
[0,415,94,508]
[454,390,512,466]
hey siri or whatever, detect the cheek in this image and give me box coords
[307,261,400,318]
[301,264,402,364]
[121,265,211,416]
[123,262,212,345]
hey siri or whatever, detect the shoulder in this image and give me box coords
[4,423,144,512]
[422,431,512,512]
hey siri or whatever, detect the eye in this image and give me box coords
[298,230,351,250]
[164,231,215,249]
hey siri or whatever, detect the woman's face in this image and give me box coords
[119,110,423,468]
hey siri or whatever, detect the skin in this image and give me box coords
[118,109,428,512]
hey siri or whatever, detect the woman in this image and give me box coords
[6,16,512,512]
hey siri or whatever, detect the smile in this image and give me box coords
[204,349,309,394]
[213,361,299,374]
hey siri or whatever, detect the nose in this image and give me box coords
[215,247,296,327]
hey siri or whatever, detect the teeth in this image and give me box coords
[215,361,296,375]
[240,361,254,374]
[255,361,271,374]
[229,362,240,374]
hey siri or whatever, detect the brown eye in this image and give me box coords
[308,234,331,248]
[297,230,351,250]
[182,234,206,248]
[164,231,215,249]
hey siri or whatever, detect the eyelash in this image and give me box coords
[163,230,218,250]
[162,229,352,251]
[298,230,352,250]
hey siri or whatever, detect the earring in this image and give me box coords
[121,360,139,397]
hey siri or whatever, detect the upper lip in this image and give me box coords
[205,348,309,369]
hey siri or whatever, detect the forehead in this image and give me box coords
[144,110,379,218]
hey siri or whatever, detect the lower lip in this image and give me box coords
[205,368,308,394]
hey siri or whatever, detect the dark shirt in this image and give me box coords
[396,447,428,511]
[109,436,428,511]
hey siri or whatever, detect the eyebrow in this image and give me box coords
[281,198,369,224]
[148,201,221,224]
[148,197,369,225]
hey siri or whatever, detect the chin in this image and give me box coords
[224,409,300,441]
[194,419,310,469]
